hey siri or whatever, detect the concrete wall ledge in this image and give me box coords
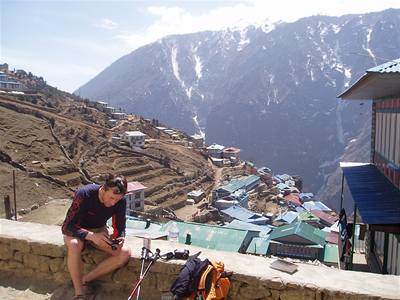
[0,219,399,300]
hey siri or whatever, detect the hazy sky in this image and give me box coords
[1,0,399,93]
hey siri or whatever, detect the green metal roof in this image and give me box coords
[162,221,258,252]
[323,244,339,264]
[246,237,270,255]
[269,222,326,246]
[298,211,320,222]
[219,175,260,194]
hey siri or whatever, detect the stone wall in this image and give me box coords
[0,219,399,300]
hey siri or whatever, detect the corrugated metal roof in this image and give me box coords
[303,201,332,212]
[297,211,320,222]
[311,209,338,226]
[225,219,273,236]
[161,221,258,252]
[323,244,339,264]
[275,211,298,224]
[218,175,260,194]
[341,162,400,224]
[221,205,268,224]
[284,193,302,206]
[246,237,270,255]
[367,58,400,73]
[127,181,146,192]
[269,222,326,246]
[338,58,400,100]
[299,193,314,201]
[207,143,225,150]
[124,131,145,136]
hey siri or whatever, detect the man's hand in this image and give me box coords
[86,231,111,248]
[112,236,125,250]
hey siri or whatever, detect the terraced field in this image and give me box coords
[0,90,214,220]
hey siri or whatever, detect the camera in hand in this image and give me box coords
[111,239,121,250]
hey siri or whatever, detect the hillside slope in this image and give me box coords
[0,74,214,218]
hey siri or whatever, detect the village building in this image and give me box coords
[206,143,225,158]
[222,147,240,160]
[187,189,205,203]
[297,210,320,228]
[111,135,121,145]
[224,219,273,237]
[339,58,400,275]
[257,166,273,185]
[268,222,326,261]
[303,201,332,212]
[210,157,224,167]
[95,101,108,111]
[122,131,146,149]
[111,112,127,120]
[0,63,8,72]
[0,72,22,91]
[104,106,115,115]
[213,175,260,201]
[283,193,302,208]
[190,134,204,147]
[221,205,269,225]
[161,221,258,253]
[274,211,299,225]
[125,181,146,214]
[107,119,117,127]
[311,209,339,227]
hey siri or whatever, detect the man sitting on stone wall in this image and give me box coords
[62,174,131,299]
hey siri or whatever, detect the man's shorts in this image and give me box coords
[63,226,111,249]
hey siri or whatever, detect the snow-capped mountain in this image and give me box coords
[76,8,400,204]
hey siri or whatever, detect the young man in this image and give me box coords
[62,174,131,299]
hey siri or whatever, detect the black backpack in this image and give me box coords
[170,253,210,297]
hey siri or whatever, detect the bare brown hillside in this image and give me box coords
[0,75,214,219]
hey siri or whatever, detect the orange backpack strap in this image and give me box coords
[198,264,214,290]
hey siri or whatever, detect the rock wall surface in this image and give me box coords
[0,220,399,300]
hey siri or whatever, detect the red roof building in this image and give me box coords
[311,209,338,227]
[283,193,302,206]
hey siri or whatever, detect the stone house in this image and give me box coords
[122,131,146,149]
[125,181,146,214]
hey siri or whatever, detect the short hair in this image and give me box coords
[104,174,127,195]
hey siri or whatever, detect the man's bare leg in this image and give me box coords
[82,243,131,284]
[64,236,85,296]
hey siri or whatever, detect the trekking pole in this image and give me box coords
[136,247,148,300]
[128,248,160,300]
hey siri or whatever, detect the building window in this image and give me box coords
[135,201,141,208]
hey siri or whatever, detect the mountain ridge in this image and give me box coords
[76,8,400,205]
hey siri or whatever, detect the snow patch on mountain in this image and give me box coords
[193,115,205,138]
[171,46,192,99]
[194,55,203,79]
[363,28,377,66]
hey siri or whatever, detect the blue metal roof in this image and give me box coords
[341,162,400,224]
[221,205,268,224]
[367,58,400,73]
[275,211,298,224]
[246,237,270,255]
[225,219,273,236]
[303,201,332,212]
[218,175,260,194]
